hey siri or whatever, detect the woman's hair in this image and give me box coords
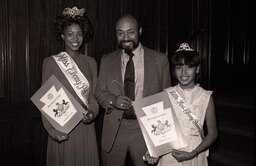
[54,7,94,43]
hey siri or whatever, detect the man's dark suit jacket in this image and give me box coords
[96,46,171,152]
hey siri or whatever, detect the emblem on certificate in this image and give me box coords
[31,75,88,134]
[133,91,188,157]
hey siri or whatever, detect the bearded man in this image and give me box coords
[96,14,171,166]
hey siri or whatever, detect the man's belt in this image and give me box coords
[122,107,137,119]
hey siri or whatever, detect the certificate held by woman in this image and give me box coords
[31,74,88,134]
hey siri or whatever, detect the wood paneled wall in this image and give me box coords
[1,0,209,103]
[1,0,254,165]
[0,1,209,165]
[0,0,9,102]
[210,0,255,95]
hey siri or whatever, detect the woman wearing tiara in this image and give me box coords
[41,6,99,166]
[144,43,217,166]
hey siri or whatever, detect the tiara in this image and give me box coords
[62,6,85,18]
[175,43,194,52]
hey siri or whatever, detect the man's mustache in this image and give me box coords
[118,40,139,54]
[120,40,135,44]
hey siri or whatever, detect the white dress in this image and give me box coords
[157,84,212,166]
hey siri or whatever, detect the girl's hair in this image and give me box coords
[171,43,201,84]
[54,7,94,43]
[171,50,200,67]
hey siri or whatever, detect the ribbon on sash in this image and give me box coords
[53,52,90,108]
[166,89,205,140]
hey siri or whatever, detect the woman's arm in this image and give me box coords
[87,58,99,118]
[41,57,69,142]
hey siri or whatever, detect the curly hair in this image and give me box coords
[54,14,94,43]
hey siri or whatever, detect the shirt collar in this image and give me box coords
[133,43,142,56]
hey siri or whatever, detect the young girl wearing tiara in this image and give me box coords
[145,43,217,166]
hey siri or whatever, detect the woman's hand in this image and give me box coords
[82,110,94,124]
[171,149,197,162]
[49,129,69,143]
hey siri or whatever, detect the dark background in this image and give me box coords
[0,0,254,166]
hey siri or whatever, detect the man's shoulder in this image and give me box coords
[104,50,119,56]
[99,50,120,65]
[101,50,120,59]
[143,46,166,56]
[143,47,168,64]
[83,55,97,66]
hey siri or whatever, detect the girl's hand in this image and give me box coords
[171,149,197,162]
[143,150,159,165]
[49,129,69,143]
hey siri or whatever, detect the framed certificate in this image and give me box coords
[31,74,87,134]
[133,91,188,157]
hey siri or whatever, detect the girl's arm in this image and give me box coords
[192,96,218,155]
[172,96,218,162]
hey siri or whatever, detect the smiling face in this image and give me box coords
[174,63,199,89]
[172,49,200,89]
[61,23,83,53]
[115,16,142,54]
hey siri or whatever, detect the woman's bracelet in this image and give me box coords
[192,149,199,157]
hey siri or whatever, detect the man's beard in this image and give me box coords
[118,40,139,54]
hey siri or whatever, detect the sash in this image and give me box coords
[166,89,205,140]
[53,52,90,108]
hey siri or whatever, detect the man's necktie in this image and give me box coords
[123,52,137,119]
[124,52,135,100]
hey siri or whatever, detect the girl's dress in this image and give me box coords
[41,53,99,166]
[158,84,212,166]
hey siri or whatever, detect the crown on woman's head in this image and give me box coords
[62,6,85,18]
[175,43,194,52]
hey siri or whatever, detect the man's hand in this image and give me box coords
[143,150,159,165]
[114,95,132,110]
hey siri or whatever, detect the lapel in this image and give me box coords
[111,50,124,95]
[143,47,155,97]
